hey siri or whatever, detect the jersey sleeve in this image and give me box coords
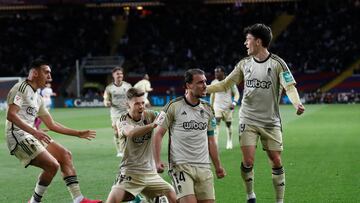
[207,60,244,93]
[160,102,175,129]
[7,88,23,107]
[103,86,111,102]
[277,58,296,88]
[116,116,128,136]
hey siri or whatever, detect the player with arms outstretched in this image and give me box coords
[5,59,101,203]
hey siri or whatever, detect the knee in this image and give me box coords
[243,157,254,167]
[270,156,282,168]
[59,149,73,166]
[47,160,60,176]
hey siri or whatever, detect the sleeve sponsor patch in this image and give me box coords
[282,71,295,84]
[13,94,23,106]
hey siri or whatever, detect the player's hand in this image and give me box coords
[215,166,226,179]
[296,104,305,115]
[78,130,96,140]
[156,161,165,173]
[105,101,112,107]
[33,129,52,144]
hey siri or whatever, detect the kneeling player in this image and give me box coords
[106,88,176,203]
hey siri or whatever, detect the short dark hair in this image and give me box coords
[28,59,49,71]
[215,65,225,73]
[184,69,205,86]
[112,66,124,73]
[126,87,145,100]
[244,23,273,48]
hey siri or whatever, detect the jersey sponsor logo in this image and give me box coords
[246,79,272,89]
[132,133,151,144]
[183,120,207,130]
[26,106,37,117]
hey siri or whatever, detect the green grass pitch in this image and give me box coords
[0,104,359,203]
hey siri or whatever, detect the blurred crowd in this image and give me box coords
[0,1,359,96]
[304,90,360,104]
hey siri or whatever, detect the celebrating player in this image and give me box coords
[106,87,176,203]
[207,23,305,203]
[154,69,226,203]
[5,59,101,203]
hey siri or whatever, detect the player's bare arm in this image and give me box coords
[208,135,226,178]
[39,114,96,140]
[207,63,244,94]
[103,90,112,107]
[153,126,167,173]
[284,84,305,115]
[7,103,52,144]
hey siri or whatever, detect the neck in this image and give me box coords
[26,78,38,90]
[114,81,123,86]
[254,49,270,62]
[129,111,142,121]
[185,92,200,105]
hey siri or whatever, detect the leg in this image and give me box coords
[239,124,259,202]
[261,126,285,203]
[241,146,256,202]
[198,200,214,203]
[46,142,101,203]
[225,121,232,149]
[112,122,124,157]
[164,190,177,203]
[215,117,221,145]
[266,150,285,203]
[29,150,60,203]
[106,187,128,203]
[178,195,197,203]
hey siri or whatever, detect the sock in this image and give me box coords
[272,166,285,203]
[215,125,220,144]
[64,176,83,202]
[241,162,255,199]
[226,126,232,144]
[30,182,48,203]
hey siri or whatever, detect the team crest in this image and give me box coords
[200,109,204,118]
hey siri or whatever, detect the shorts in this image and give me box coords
[239,124,283,151]
[12,137,47,168]
[214,109,233,123]
[112,172,174,200]
[169,164,215,200]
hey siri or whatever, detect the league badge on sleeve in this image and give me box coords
[282,71,295,84]
[154,111,166,126]
[13,94,23,106]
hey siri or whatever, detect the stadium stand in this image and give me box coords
[0,0,359,103]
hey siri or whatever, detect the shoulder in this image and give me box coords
[235,56,252,69]
[105,83,113,90]
[270,54,288,71]
[17,81,31,94]
[123,81,132,87]
[200,99,213,112]
[163,96,183,112]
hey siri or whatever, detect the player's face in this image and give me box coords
[128,96,145,115]
[112,70,124,83]
[35,65,52,88]
[244,34,260,56]
[214,68,224,80]
[188,74,207,98]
